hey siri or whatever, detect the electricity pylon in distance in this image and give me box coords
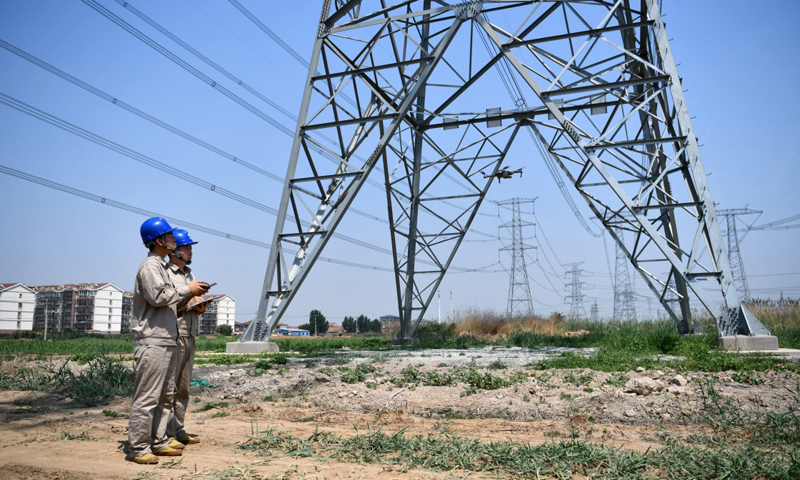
[564,262,586,321]
[613,228,637,321]
[499,198,536,319]
[718,208,762,303]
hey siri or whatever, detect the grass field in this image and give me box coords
[1,298,798,359]
[1,301,799,479]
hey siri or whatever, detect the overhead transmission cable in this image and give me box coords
[227,0,502,213]
[114,0,297,122]
[0,38,388,225]
[0,164,396,272]
[0,91,393,256]
[186,0,304,85]
[226,0,313,72]
[475,20,602,237]
[747,213,800,231]
[0,92,495,273]
[86,0,500,237]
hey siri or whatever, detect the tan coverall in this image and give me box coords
[166,262,200,440]
[128,252,191,457]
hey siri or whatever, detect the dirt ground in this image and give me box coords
[1,347,798,479]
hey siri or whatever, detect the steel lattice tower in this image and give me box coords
[590,301,599,322]
[499,198,536,318]
[239,0,773,345]
[718,208,762,303]
[613,228,637,321]
[564,262,586,321]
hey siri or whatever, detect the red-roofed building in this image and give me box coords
[326,323,345,336]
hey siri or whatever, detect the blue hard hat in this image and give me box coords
[173,229,198,247]
[140,217,176,244]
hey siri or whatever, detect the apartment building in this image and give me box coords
[31,283,124,334]
[199,294,236,335]
[121,291,133,333]
[0,283,36,333]
[2,282,234,336]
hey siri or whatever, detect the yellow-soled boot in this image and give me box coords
[168,438,186,449]
[129,453,159,464]
[177,435,200,445]
[153,446,183,456]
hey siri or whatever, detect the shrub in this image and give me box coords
[216,324,233,336]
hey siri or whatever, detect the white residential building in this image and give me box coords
[200,294,236,335]
[0,283,36,333]
[31,283,124,334]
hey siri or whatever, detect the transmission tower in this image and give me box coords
[239,0,774,347]
[564,262,586,321]
[499,198,536,318]
[613,229,637,321]
[718,208,762,303]
[590,301,599,322]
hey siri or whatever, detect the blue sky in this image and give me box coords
[1,1,798,326]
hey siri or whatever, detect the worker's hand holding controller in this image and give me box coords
[188,281,209,296]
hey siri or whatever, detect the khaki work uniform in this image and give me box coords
[128,252,191,458]
[166,262,200,440]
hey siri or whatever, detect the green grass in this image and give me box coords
[0,354,135,406]
[197,401,229,412]
[270,336,391,354]
[194,354,255,365]
[1,308,798,380]
[239,418,799,479]
[0,334,234,356]
[383,364,528,396]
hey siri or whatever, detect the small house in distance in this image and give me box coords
[275,326,310,336]
[380,314,400,334]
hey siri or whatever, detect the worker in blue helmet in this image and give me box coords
[127,218,209,464]
[166,229,208,447]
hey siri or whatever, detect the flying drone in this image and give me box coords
[482,166,524,183]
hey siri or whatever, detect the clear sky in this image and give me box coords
[1,1,798,327]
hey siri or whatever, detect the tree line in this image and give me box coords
[299,310,382,335]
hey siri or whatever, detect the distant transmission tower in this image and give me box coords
[590,301,599,322]
[499,198,536,318]
[718,208,762,302]
[564,262,586,321]
[613,229,637,321]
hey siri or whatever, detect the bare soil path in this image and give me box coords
[1,347,798,479]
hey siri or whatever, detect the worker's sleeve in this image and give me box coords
[139,261,191,307]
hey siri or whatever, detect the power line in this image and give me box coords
[81,0,295,134]
[0,38,282,183]
[226,0,311,69]
[474,21,601,237]
[101,0,502,234]
[747,212,800,231]
[115,0,297,122]
[0,91,395,256]
[185,0,304,86]
[226,0,502,214]
[0,38,393,226]
[0,163,399,272]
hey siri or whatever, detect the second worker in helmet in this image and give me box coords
[166,228,206,448]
